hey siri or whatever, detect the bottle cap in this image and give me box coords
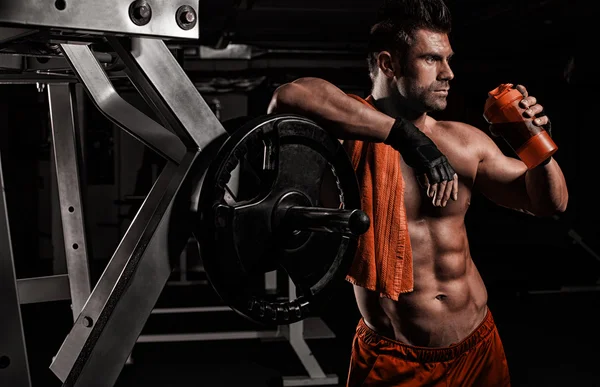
[483,83,525,124]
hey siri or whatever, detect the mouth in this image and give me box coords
[434,90,449,95]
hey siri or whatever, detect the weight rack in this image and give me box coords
[0,1,339,386]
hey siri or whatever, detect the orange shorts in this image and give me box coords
[346,309,511,386]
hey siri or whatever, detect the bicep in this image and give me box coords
[474,136,534,214]
[267,78,393,142]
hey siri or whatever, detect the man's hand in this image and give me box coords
[417,164,459,207]
[516,84,551,134]
[385,118,458,207]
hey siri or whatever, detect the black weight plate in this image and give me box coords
[194,114,362,326]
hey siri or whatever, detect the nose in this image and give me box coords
[439,60,454,82]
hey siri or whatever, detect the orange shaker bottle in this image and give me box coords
[483,83,557,169]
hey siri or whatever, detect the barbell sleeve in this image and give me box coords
[282,206,370,236]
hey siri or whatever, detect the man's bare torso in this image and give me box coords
[355,116,489,347]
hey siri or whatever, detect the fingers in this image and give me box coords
[533,115,550,127]
[419,159,458,208]
[431,179,454,207]
[515,84,528,97]
[434,164,451,206]
[429,170,458,208]
[434,180,448,206]
[520,101,550,128]
[421,174,436,200]
[523,103,549,127]
[427,181,436,198]
[421,174,449,208]
[440,179,453,207]
[517,84,536,113]
[517,88,550,128]
[519,95,537,110]
[523,103,543,118]
[452,173,458,201]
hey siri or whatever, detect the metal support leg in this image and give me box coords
[0,147,32,387]
[49,155,197,387]
[48,83,92,318]
[51,147,67,276]
[283,280,338,386]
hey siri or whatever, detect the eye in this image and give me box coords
[425,55,436,64]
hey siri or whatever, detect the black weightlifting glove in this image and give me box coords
[384,118,455,184]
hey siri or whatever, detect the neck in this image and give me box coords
[370,88,428,128]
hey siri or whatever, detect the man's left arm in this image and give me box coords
[520,157,568,216]
[473,85,568,217]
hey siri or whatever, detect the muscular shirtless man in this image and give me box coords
[267,0,568,385]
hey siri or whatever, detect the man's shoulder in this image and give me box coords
[429,117,479,132]
[430,118,489,142]
[427,118,496,159]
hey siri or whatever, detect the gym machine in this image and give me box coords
[0,1,370,386]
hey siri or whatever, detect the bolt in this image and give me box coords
[176,5,197,30]
[135,5,150,19]
[181,10,195,24]
[129,0,152,26]
[82,316,93,327]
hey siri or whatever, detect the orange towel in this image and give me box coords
[343,94,414,299]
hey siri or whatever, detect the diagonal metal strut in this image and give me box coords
[49,38,228,387]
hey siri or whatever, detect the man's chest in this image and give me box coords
[398,137,477,219]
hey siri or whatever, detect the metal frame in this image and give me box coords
[0,0,199,40]
[45,37,227,387]
[0,82,94,387]
[0,141,33,387]
[48,83,93,319]
[0,3,339,386]
[137,275,338,386]
[282,280,338,386]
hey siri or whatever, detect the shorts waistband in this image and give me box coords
[356,308,496,363]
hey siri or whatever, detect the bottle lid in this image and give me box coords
[483,83,524,123]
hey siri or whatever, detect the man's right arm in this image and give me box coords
[268,77,459,206]
[267,77,395,143]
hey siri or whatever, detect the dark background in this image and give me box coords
[1,0,594,386]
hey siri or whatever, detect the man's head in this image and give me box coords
[368,0,454,112]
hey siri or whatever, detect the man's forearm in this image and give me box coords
[525,158,569,216]
[268,77,394,142]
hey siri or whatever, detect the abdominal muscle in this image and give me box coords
[354,217,489,348]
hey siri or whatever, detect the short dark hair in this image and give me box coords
[367,0,452,77]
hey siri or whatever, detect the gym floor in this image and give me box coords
[23,279,600,387]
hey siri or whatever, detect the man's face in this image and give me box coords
[393,29,454,112]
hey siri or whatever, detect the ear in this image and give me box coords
[376,51,396,79]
